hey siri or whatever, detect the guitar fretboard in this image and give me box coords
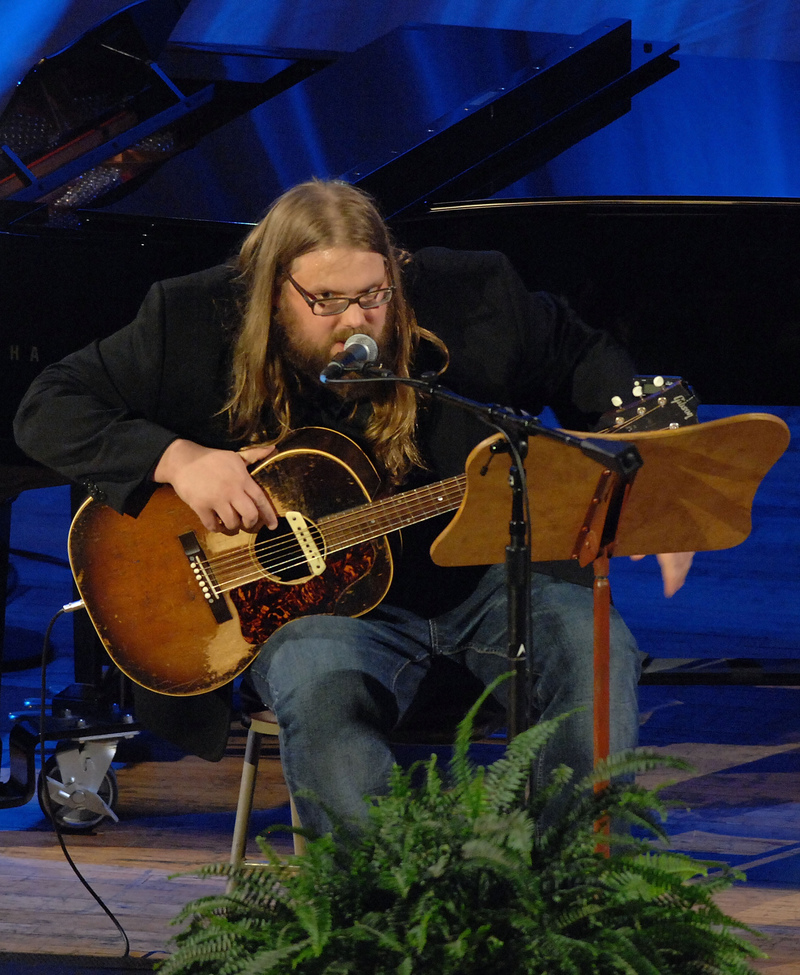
[321,474,467,551]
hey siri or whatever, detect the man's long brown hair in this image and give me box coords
[225,179,446,484]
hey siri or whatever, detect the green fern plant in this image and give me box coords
[159,682,764,974]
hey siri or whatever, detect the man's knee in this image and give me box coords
[251,616,373,698]
[281,669,399,738]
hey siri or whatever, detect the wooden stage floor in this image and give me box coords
[2,721,800,972]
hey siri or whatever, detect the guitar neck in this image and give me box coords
[320,473,467,553]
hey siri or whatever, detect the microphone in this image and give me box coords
[320,333,379,381]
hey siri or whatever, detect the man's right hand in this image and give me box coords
[153,438,278,534]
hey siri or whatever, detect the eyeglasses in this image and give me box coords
[284,270,395,317]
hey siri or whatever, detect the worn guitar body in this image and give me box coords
[69,428,392,695]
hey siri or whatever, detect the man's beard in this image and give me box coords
[273,310,392,400]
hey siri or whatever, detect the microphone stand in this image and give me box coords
[323,366,643,742]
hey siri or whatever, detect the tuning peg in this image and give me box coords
[611,395,623,408]
[653,375,665,388]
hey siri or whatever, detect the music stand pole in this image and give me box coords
[505,450,531,741]
[588,470,636,776]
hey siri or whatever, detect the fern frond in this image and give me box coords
[484,711,574,815]
[450,673,512,792]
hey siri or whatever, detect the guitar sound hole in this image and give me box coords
[254,517,326,584]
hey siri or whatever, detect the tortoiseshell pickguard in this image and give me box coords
[230,541,379,644]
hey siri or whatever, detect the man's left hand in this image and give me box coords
[630,552,694,597]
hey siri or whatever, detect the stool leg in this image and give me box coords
[289,795,306,856]
[230,726,263,870]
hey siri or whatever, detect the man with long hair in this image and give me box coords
[15,179,691,835]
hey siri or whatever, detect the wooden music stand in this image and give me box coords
[429,412,791,769]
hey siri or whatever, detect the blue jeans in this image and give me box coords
[248,563,642,836]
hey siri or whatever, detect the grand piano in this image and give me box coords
[2,0,798,681]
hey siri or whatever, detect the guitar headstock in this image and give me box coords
[599,376,700,434]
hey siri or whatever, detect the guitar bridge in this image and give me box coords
[286,510,326,576]
[179,532,233,624]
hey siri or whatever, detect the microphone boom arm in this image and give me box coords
[327,367,643,477]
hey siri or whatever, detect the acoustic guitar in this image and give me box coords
[69,380,703,695]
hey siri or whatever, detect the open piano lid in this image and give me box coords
[0,7,677,226]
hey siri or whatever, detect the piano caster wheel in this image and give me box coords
[37,753,119,833]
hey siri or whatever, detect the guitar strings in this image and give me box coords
[207,479,466,590]
[200,475,467,592]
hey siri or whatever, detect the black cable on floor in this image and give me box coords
[38,603,131,958]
